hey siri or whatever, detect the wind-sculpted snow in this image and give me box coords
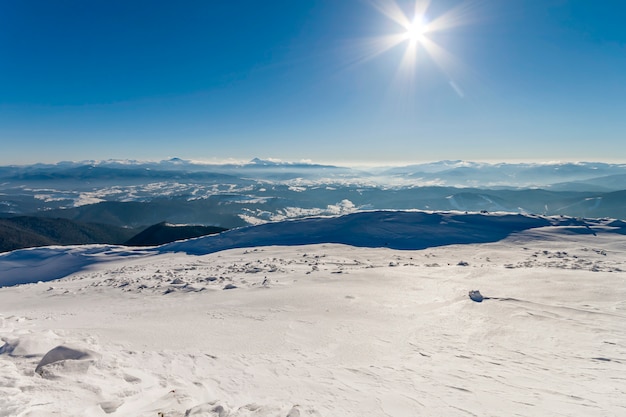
[1,210,625,416]
[0,245,155,287]
[0,211,540,286]
[2,211,625,288]
[1,220,625,416]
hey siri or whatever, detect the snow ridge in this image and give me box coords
[2,211,624,287]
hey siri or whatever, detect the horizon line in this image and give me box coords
[2,157,626,169]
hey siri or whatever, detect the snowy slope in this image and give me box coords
[1,210,614,287]
[1,211,625,416]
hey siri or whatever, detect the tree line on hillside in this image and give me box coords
[0,217,227,253]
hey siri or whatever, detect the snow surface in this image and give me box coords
[1,211,625,416]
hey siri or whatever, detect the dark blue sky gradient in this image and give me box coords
[1,0,625,164]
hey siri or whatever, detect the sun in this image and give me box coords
[351,0,476,98]
[403,15,428,44]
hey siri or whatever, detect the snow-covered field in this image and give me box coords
[1,212,625,416]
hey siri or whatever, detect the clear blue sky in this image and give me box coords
[1,0,625,165]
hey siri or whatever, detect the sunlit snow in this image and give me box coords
[1,211,624,416]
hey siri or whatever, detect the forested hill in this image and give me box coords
[0,217,228,253]
[124,222,226,246]
[0,217,139,253]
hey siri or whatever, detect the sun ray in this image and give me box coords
[424,0,484,33]
[397,35,419,82]
[413,0,431,20]
[337,33,409,73]
[418,35,468,98]
[368,0,412,28]
[419,36,458,79]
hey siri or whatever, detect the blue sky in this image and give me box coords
[1,0,625,165]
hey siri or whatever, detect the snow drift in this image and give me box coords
[1,210,625,416]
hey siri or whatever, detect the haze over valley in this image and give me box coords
[2,159,625,249]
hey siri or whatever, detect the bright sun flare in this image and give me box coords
[404,15,427,44]
[357,0,475,97]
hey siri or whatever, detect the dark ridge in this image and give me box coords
[33,199,248,229]
[0,216,139,253]
[124,221,227,246]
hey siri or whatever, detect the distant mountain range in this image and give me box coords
[10,186,624,229]
[2,158,625,188]
[0,159,624,241]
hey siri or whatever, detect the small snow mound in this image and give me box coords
[0,330,61,357]
[100,400,123,414]
[185,402,229,416]
[35,345,100,376]
[286,405,301,417]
